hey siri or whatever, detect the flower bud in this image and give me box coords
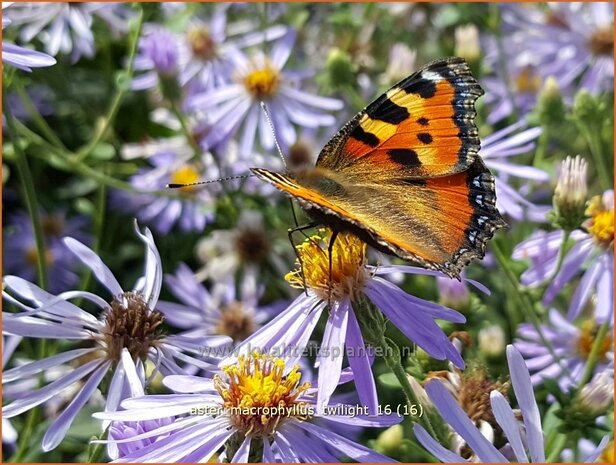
[551,155,588,231]
[374,424,404,455]
[437,276,470,312]
[537,76,565,125]
[578,371,614,417]
[384,43,416,85]
[454,25,481,64]
[325,48,357,90]
[478,325,505,358]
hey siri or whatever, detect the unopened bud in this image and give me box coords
[551,155,588,230]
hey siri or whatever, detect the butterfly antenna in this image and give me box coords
[167,174,254,189]
[260,101,287,170]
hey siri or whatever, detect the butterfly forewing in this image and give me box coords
[316,57,484,178]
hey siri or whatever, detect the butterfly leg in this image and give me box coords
[288,222,318,296]
[327,229,339,307]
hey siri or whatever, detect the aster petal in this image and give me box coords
[543,239,594,306]
[2,313,88,339]
[231,434,252,463]
[64,237,123,296]
[486,160,549,181]
[262,437,275,463]
[270,29,295,69]
[424,380,507,462]
[506,345,545,462]
[279,86,344,111]
[2,42,56,71]
[584,436,611,463]
[319,412,401,427]
[42,361,111,451]
[317,299,349,412]
[345,308,378,415]
[117,418,232,463]
[3,275,96,322]
[490,391,528,462]
[295,420,398,462]
[3,359,103,418]
[278,423,339,461]
[133,222,162,306]
[593,253,614,324]
[3,348,96,382]
[273,432,300,461]
[163,375,217,394]
[414,424,467,462]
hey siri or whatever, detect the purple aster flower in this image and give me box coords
[514,308,613,391]
[113,149,220,234]
[1,8,55,71]
[513,191,614,323]
[3,209,91,294]
[178,9,287,92]
[437,272,470,311]
[414,345,610,463]
[2,223,232,451]
[5,2,132,62]
[503,3,614,95]
[481,33,543,124]
[194,210,291,285]
[481,121,550,222]
[156,262,287,343]
[226,230,488,413]
[132,25,182,91]
[189,29,344,157]
[94,352,400,462]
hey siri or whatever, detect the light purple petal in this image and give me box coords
[424,380,507,462]
[414,424,467,462]
[63,237,123,296]
[42,361,111,451]
[3,348,96,382]
[490,391,528,463]
[506,345,545,462]
[231,434,252,463]
[317,299,349,412]
[345,308,378,414]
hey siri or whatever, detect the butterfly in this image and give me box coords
[252,57,506,278]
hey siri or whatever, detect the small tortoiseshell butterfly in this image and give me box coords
[253,57,506,278]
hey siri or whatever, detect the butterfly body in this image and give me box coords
[252,57,507,278]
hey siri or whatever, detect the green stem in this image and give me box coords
[76,6,144,162]
[13,77,66,150]
[170,100,201,159]
[378,335,439,440]
[3,87,48,289]
[491,241,573,380]
[578,124,610,191]
[546,433,567,463]
[577,320,611,388]
[534,124,550,166]
[554,230,571,275]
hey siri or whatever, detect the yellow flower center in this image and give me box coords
[516,66,541,94]
[585,194,614,248]
[215,353,311,437]
[243,64,281,100]
[170,164,200,194]
[600,441,614,463]
[25,247,54,266]
[577,319,612,360]
[285,229,368,302]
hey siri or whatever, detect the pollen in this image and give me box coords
[187,25,217,61]
[25,247,54,267]
[215,353,311,437]
[577,319,612,361]
[285,229,369,302]
[588,25,614,56]
[516,66,541,94]
[585,194,614,248]
[170,164,200,193]
[243,64,281,100]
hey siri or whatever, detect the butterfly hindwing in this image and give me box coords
[316,57,483,178]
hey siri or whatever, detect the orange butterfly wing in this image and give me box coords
[317,57,483,178]
[251,58,505,277]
